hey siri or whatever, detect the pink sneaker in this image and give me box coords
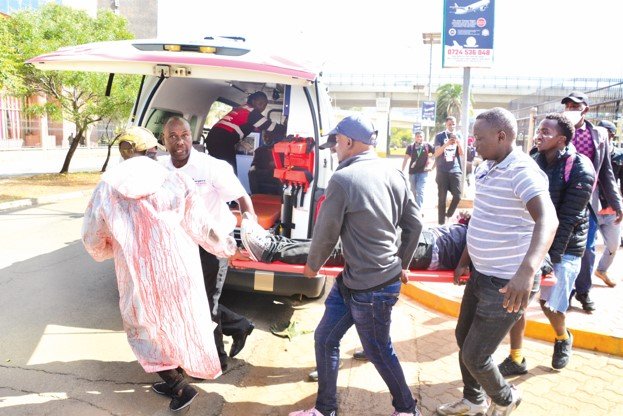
[288,409,326,416]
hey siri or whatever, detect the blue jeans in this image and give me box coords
[540,254,581,313]
[409,172,428,212]
[455,269,537,407]
[314,277,415,415]
[575,213,597,294]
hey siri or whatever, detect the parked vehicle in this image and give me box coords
[29,37,336,298]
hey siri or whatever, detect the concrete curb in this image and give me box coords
[0,190,92,212]
[401,281,623,357]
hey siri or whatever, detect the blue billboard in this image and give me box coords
[421,101,436,127]
[442,0,495,68]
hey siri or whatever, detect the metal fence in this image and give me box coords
[509,82,623,147]
[323,72,623,94]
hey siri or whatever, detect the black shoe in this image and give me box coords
[552,331,573,369]
[498,356,528,377]
[169,385,198,412]
[152,381,174,397]
[352,349,368,361]
[220,357,229,373]
[230,323,255,358]
[575,292,595,312]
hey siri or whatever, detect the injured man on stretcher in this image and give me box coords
[237,212,554,276]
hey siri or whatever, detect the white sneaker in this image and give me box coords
[436,397,489,415]
[240,218,271,261]
[288,409,328,416]
[487,385,521,416]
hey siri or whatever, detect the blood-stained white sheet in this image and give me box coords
[82,156,235,379]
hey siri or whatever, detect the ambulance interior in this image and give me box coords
[141,77,330,238]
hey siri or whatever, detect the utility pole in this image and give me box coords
[422,32,441,139]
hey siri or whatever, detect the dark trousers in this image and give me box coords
[270,239,345,266]
[455,270,538,406]
[206,127,239,174]
[157,368,186,394]
[436,170,462,224]
[268,230,436,270]
[199,247,251,362]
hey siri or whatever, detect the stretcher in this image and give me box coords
[230,260,557,286]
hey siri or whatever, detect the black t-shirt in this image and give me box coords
[406,142,434,174]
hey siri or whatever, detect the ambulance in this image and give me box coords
[28,37,336,298]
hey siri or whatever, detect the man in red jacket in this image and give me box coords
[206,91,286,174]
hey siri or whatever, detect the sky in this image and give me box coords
[158,0,623,80]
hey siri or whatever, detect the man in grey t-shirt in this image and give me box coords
[288,114,423,416]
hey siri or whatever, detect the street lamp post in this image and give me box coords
[422,32,441,100]
[422,32,441,138]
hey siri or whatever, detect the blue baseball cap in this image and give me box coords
[319,115,378,149]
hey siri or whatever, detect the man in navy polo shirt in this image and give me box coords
[434,116,464,224]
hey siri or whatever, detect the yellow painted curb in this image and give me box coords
[401,282,623,357]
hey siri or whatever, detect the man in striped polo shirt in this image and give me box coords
[437,108,558,416]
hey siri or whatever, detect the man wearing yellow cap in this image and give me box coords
[82,126,233,412]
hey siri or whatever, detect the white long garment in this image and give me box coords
[81,157,236,379]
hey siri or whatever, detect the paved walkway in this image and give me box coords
[407,174,623,358]
[405,297,623,416]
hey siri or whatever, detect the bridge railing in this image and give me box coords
[322,73,623,93]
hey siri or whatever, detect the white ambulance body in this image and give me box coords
[29,37,336,298]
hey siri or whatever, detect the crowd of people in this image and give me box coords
[81,90,621,415]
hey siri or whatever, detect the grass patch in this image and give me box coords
[0,172,101,203]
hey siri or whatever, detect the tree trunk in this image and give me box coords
[59,128,84,174]
[100,136,119,172]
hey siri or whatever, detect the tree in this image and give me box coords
[435,83,463,132]
[0,4,138,173]
[390,127,413,148]
[434,83,476,134]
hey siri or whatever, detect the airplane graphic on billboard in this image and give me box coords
[450,0,490,15]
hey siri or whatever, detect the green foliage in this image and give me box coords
[434,83,475,132]
[390,127,413,148]
[0,4,139,128]
[435,83,462,132]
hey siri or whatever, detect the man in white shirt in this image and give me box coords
[161,116,256,371]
